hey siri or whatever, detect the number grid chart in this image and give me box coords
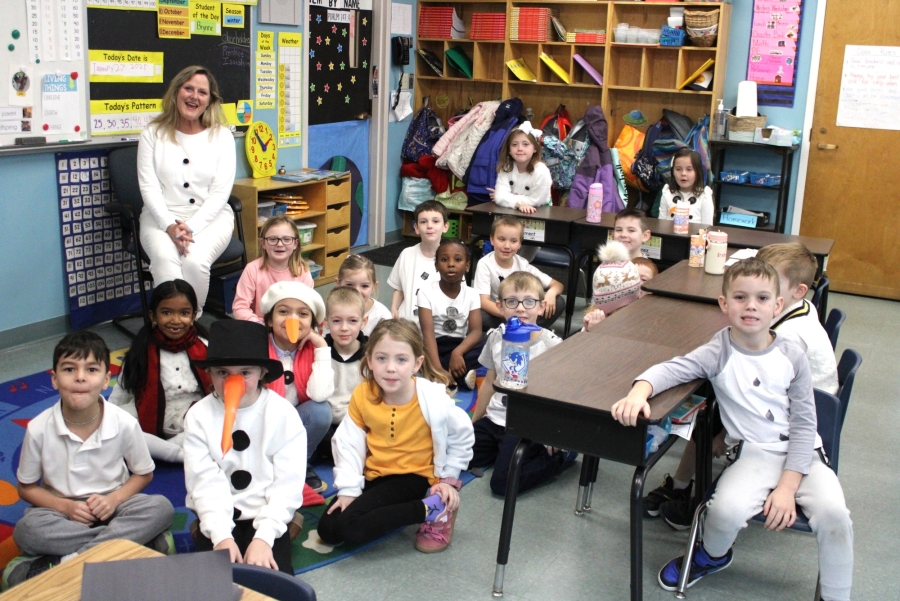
[55,149,146,329]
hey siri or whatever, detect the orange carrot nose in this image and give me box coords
[285,317,301,344]
[221,374,245,458]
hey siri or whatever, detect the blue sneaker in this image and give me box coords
[423,493,448,523]
[658,543,733,591]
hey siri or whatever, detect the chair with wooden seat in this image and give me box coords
[105,145,247,337]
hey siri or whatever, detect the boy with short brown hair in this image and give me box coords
[613,208,652,260]
[389,200,450,322]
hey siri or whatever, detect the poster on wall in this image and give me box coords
[746,0,803,108]
[307,0,372,125]
[836,46,900,131]
[55,148,145,330]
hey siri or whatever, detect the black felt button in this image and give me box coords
[231,470,252,490]
[189,199,195,204]
[232,430,250,452]
[233,507,242,520]
[525,186,530,191]
[284,370,294,385]
[183,158,190,164]
[183,182,190,188]
[509,180,514,186]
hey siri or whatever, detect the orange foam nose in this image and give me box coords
[286,317,301,344]
[221,374,245,458]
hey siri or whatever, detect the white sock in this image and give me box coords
[673,478,690,490]
[61,552,79,563]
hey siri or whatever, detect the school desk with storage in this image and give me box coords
[490,294,729,601]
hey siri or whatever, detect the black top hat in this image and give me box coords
[192,320,284,383]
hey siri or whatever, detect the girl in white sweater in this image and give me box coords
[489,122,552,214]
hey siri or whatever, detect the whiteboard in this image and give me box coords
[1,0,91,148]
[836,45,900,131]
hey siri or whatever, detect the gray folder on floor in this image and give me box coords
[81,549,241,601]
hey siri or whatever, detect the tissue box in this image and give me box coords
[754,127,794,147]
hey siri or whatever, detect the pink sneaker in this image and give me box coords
[415,508,457,553]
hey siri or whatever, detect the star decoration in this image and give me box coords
[332,25,337,33]
[362,17,367,25]
[316,61,322,71]
[342,28,347,37]
[325,36,331,45]
[317,96,322,105]
[345,95,350,103]
[363,60,367,69]
[309,50,315,58]
[340,61,345,70]
[316,36,322,45]
[316,14,322,23]
[350,75,356,84]
[337,82,343,91]
[324,83,330,92]
[361,37,367,46]
[310,83,316,91]
[328,61,334,70]
[337,44,343,53]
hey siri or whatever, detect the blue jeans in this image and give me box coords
[297,400,333,459]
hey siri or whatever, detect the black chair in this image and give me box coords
[106,145,247,337]
[673,348,863,599]
[232,564,317,601]
[810,274,829,325]
[823,308,846,350]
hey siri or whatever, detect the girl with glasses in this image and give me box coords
[233,216,314,323]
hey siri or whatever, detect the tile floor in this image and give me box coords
[1,265,897,601]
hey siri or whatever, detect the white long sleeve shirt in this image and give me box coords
[493,162,552,210]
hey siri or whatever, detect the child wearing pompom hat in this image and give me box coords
[583,240,642,331]
[259,281,334,493]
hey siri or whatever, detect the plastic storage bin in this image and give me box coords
[257,201,276,225]
[295,221,317,245]
[748,172,781,187]
[308,261,323,279]
[719,170,749,184]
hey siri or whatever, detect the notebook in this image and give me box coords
[573,54,603,86]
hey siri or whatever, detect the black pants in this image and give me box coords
[436,335,485,389]
[471,417,565,496]
[194,519,293,574]
[481,297,565,332]
[317,473,431,546]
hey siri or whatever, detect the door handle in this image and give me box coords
[817,143,838,150]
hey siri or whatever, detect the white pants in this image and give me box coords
[139,208,234,309]
[703,443,853,601]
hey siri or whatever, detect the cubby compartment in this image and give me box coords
[416,40,446,77]
[607,46,642,88]
[537,45,573,84]
[327,203,350,228]
[610,3,670,32]
[508,83,602,131]
[549,3,608,39]
[508,43,541,82]
[642,48,678,90]
[606,87,712,142]
[677,48,717,93]
[572,45,604,86]
[474,42,506,80]
[444,41,475,79]
[414,78,503,123]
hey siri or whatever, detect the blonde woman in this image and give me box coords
[137,66,235,311]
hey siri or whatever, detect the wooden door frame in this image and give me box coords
[791,0,829,235]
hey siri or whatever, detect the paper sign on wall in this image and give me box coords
[836,45,900,131]
[223,4,245,27]
[90,99,162,135]
[42,74,82,135]
[89,50,164,82]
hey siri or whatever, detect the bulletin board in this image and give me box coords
[1,0,92,147]
[87,3,252,136]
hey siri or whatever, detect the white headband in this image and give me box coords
[516,121,541,138]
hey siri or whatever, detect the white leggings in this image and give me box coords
[139,208,234,309]
[703,443,853,601]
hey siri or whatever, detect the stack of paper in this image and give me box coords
[472,13,506,40]
[418,6,464,39]
[510,7,558,42]
[566,30,606,44]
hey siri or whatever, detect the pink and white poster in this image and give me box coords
[747,0,803,107]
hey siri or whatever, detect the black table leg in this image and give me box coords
[493,439,529,597]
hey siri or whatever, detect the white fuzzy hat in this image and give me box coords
[592,240,641,315]
[260,282,326,324]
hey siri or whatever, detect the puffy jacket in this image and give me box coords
[568,105,623,212]
[465,98,524,201]
[440,101,501,179]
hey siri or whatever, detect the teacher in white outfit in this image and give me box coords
[138,65,236,312]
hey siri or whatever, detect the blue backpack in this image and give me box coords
[401,106,445,162]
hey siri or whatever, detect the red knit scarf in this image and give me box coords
[137,327,212,436]
[266,339,315,402]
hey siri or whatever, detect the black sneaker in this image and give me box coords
[660,498,694,531]
[306,465,326,493]
[5,554,61,587]
[658,543,733,591]
[643,475,692,518]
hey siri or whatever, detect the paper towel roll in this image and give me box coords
[736,81,758,117]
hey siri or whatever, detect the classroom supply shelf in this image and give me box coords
[414,0,731,145]
[232,175,352,286]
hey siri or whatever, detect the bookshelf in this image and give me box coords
[413,1,731,146]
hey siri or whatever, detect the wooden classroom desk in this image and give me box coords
[0,540,275,601]
[640,259,725,305]
[491,295,729,601]
[467,202,586,335]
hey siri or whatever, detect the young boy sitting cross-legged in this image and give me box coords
[612,258,853,601]
[10,332,174,586]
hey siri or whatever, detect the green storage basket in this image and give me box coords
[443,219,460,238]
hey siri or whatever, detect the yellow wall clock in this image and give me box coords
[245,121,277,178]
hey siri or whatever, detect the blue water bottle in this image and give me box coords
[499,317,542,389]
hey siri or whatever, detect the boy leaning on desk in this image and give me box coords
[611,258,853,601]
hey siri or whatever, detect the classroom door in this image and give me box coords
[799,0,900,299]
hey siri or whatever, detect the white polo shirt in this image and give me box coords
[16,398,155,499]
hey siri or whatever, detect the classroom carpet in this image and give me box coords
[0,353,480,576]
